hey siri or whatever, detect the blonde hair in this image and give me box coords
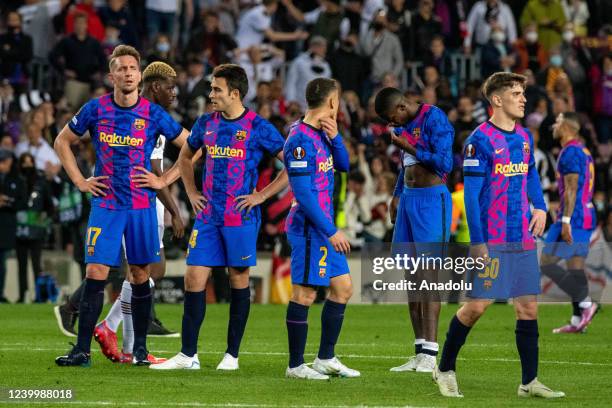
[108,45,141,72]
[142,61,177,83]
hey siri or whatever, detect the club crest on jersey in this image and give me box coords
[412,128,421,139]
[483,280,492,290]
[134,119,146,130]
[235,130,247,141]
[87,246,94,256]
[465,144,475,157]
[293,146,305,160]
[319,268,326,278]
[523,142,530,155]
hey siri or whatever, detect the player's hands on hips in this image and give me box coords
[131,166,166,189]
[234,190,265,214]
[170,212,185,239]
[529,209,546,237]
[320,117,338,139]
[561,222,573,244]
[187,190,207,214]
[76,176,109,197]
[470,243,489,264]
[329,230,351,254]
[390,196,399,224]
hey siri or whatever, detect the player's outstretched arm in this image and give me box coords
[54,125,108,196]
[235,151,289,214]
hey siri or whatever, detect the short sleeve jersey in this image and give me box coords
[69,94,182,210]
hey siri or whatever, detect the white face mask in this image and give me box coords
[491,31,506,43]
[525,31,538,43]
[562,30,575,43]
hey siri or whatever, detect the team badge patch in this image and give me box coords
[293,146,305,160]
[465,144,475,157]
[87,246,95,256]
[235,130,247,141]
[523,142,530,155]
[134,119,146,130]
[319,268,326,278]
[412,127,421,139]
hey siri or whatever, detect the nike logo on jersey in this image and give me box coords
[206,131,214,135]
[241,255,252,260]
[495,148,505,154]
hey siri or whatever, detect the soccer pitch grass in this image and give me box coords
[1,303,610,408]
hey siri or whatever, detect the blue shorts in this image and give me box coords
[542,223,593,259]
[392,184,452,257]
[287,231,350,287]
[85,206,160,267]
[186,219,260,267]
[467,248,541,300]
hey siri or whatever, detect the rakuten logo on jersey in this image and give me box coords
[206,145,245,159]
[494,162,528,177]
[99,132,144,147]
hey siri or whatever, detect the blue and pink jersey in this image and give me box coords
[393,104,454,186]
[556,139,596,230]
[462,121,546,246]
[284,121,349,237]
[69,94,182,210]
[187,109,284,226]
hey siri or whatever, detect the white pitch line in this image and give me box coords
[0,347,610,367]
[0,401,438,408]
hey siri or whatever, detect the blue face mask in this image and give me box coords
[550,55,563,67]
[156,42,170,53]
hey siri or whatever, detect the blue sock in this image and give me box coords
[226,287,251,358]
[439,315,472,372]
[76,278,106,353]
[286,301,309,368]
[181,291,206,357]
[516,319,539,385]
[318,300,346,360]
[131,281,152,352]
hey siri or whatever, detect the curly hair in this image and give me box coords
[142,61,177,84]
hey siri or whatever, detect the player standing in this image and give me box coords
[541,112,598,333]
[283,78,359,380]
[54,45,190,367]
[92,62,186,364]
[433,72,564,398]
[149,64,288,371]
[374,87,454,372]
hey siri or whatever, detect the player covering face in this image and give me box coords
[149,64,289,371]
[54,46,191,367]
[282,78,360,380]
[433,72,564,398]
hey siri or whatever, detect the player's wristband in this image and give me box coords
[561,216,571,224]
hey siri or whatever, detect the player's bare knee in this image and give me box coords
[514,298,538,320]
[459,301,489,325]
[129,265,150,284]
[291,285,316,306]
[329,284,353,303]
[184,266,209,292]
[85,264,109,280]
[229,267,250,288]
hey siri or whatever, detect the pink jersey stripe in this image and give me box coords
[129,99,150,209]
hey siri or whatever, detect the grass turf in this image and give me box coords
[0,303,610,407]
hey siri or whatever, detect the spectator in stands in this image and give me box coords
[435,0,469,50]
[561,0,589,37]
[539,95,570,150]
[281,0,348,51]
[480,25,517,77]
[524,68,549,116]
[101,23,122,58]
[146,33,174,64]
[15,151,55,303]
[360,10,403,98]
[186,11,237,68]
[407,0,443,62]
[559,22,588,110]
[514,22,548,74]
[0,148,26,303]
[344,169,371,248]
[98,0,140,48]
[453,95,477,135]
[18,0,62,60]
[424,35,455,82]
[48,12,106,109]
[520,0,567,51]
[537,47,572,103]
[464,0,517,54]
[0,11,33,92]
[329,33,369,95]
[65,0,105,42]
[590,52,612,143]
[179,57,209,110]
[234,0,308,49]
[237,44,285,105]
[146,0,189,43]
[15,123,61,176]
[284,36,331,109]
[358,0,385,38]
[386,0,411,58]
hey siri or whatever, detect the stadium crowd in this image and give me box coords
[0,0,610,303]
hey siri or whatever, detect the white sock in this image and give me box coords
[105,295,123,333]
[579,297,592,309]
[120,280,134,354]
[570,315,582,327]
[422,341,439,355]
